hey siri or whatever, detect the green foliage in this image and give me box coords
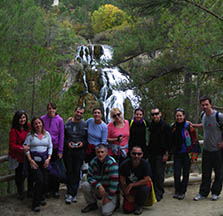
[91,4,131,34]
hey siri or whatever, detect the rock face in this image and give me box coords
[64,44,137,122]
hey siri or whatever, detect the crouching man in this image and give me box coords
[120,146,152,215]
[81,144,119,216]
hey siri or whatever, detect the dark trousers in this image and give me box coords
[64,149,85,197]
[15,163,25,195]
[149,155,165,200]
[48,149,60,193]
[129,185,149,207]
[173,153,191,194]
[31,162,48,206]
[199,150,222,196]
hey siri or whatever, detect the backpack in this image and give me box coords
[201,111,223,130]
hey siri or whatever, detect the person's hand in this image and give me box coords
[162,153,168,162]
[23,144,30,152]
[58,153,63,159]
[126,183,134,194]
[44,158,50,168]
[30,159,38,169]
[102,197,111,205]
[217,142,223,149]
[77,141,83,148]
[98,185,106,197]
[68,142,74,148]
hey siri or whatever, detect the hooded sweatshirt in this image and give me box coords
[41,114,64,154]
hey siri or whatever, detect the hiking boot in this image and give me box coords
[193,193,206,201]
[81,203,98,213]
[211,194,219,201]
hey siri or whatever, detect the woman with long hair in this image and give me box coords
[41,102,64,198]
[128,108,149,154]
[8,110,30,200]
[24,117,52,212]
[171,108,199,200]
[107,107,129,164]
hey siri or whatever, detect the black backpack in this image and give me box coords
[201,111,223,130]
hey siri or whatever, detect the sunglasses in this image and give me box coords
[175,108,185,114]
[131,152,143,156]
[112,113,121,118]
[151,112,159,116]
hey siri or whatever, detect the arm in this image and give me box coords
[101,124,108,144]
[58,118,64,158]
[9,129,26,153]
[44,133,52,168]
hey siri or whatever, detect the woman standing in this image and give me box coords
[171,108,199,200]
[128,108,149,154]
[8,110,30,200]
[107,108,129,164]
[24,117,52,212]
[41,102,64,198]
[85,107,108,162]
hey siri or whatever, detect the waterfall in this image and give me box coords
[76,45,139,122]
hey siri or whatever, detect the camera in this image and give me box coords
[71,142,79,147]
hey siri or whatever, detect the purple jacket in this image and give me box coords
[41,114,64,154]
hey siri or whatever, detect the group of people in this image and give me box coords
[7,96,223,215]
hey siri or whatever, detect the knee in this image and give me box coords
[81,182,91,193]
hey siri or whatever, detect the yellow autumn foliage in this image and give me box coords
[91,4,130,34]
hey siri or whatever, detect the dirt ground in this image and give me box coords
[1,183,223,216]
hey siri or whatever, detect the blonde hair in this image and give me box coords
[110,108,122,119]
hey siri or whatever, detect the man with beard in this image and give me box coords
[147,108,171,202]
[63,106,88,204]
[119,146,152,215]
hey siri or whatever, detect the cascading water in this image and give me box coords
[75,45,139,122]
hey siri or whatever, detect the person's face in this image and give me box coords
[151,109,161,122]
[200,99,212,113]
[34,119,43,133]
[134,110,143,121]
[112,110,122,122]
[19,114,27,126]
[74,108,84,121]
[47,105,56,117]
[96,148,107,163]
[93,109,102,122]
[131,147,143,163]
[175,111,185,123]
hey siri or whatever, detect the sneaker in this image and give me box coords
[211,194,219,201]
[65,195,73,204]
[173,194,179,199]
[72,196,77,202]
[193,193,206,201]
[178,194,185,200]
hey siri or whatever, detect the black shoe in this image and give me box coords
[32,206,40,212]
[52,192,60,199]
[134,206,143,215]
[173,194,179,199]
[17,193,24,201]
[81,203,98,213]
[45,192,51,199]
[40,200,47,206]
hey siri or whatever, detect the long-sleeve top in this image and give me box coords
[87,155,119,200]
[8,128,29,163]
[24,131,53,156]
[86,118,108,146]
[41,114,64,154]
